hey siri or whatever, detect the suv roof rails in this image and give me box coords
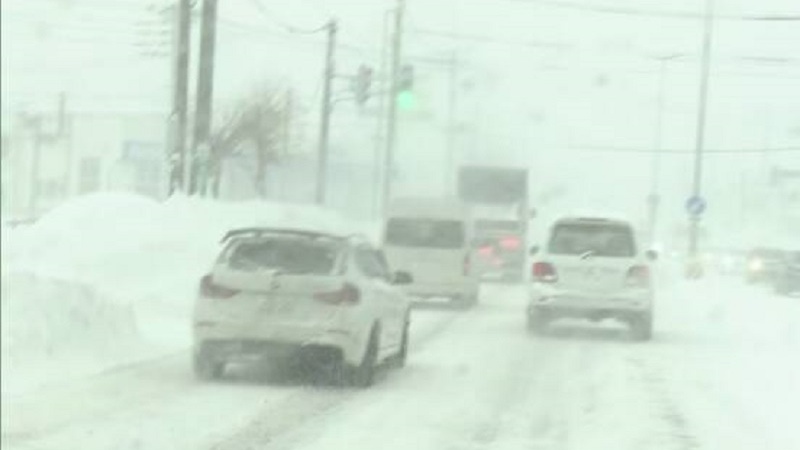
[220,227,346,244]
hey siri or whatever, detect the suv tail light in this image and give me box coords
[626,265,650,287]
[532,262,558,283]
[314,283,361,305]
[200,274,240,299]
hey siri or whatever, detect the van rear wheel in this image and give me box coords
[193,352,225,381]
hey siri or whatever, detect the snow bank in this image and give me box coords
[1,192,377,394]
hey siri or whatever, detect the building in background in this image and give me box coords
[2,108,167,219]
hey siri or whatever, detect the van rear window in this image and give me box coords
[385,219,465,249]
[549,223,636,258]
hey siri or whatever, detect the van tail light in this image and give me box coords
[314,283,361,305]
[532,262,558,283]
[626,265,650,287]
[464,253,471,276]
[200,274,240,299]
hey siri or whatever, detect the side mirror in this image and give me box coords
[529,245,540,256]
[645,249,659,261]
[393,271,413,285]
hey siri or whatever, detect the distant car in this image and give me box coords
[471,231,526,282]
[192,228,413,387]
[746,248,784,284]
[774,250,800,296]
[527,216,656,341]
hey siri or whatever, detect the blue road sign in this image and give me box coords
[685,195,707,217]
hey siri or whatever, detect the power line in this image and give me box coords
[216,17,369,55]
[574,145,800,154]
[409,28,570,50]
[495,0,800,21]
[247,0,328,34]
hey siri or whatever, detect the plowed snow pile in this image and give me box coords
[1,192,369,394]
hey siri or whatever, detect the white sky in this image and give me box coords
[2,0,799,232]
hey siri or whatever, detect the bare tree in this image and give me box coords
[208,86,291,198]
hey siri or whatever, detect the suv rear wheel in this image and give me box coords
[630,312,653,341]
[527,311,549,335]
[348,327,379,388]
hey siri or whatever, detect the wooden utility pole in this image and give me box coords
[191,0,218,195]
[315,19,337,205]
[169,0,192,195]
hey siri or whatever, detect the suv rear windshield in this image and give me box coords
[223,238,341,275]
[549,223,636,258]
[386,218,465,249]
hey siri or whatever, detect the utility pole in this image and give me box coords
[688,0,715,260]
[168,0,191,195]
[191,0,218,196]
[315,19,337,205]
[382,0,405,217]
[445,50,459,194]
[373,9,393,217]
[647,54,681,245]
[283,89,293,156]
[26,115,43,218]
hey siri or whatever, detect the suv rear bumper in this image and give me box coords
[528,286,652,320]
[193,323,365,365]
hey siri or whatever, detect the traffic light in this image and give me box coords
[353,64,373,105]
[397,64,414,92]
[396,64,415,110]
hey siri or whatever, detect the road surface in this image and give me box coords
[3,274,799,450]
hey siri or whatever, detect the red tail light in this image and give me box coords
[500,236,521,250]
[532,262,558,283]
[626,265,650,287]
[314,283,361,305]
[200,274,240,299]
[477,246,494,258]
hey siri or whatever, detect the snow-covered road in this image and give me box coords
[3,277,799,450]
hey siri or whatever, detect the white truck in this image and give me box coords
[457,165,532,282]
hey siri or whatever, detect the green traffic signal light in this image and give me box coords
[396,90,416,110]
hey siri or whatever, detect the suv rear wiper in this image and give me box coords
[579,250,595,260]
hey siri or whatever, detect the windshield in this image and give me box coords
[385,218,465,249]
[222,238,341,275]
[549,223,636,257]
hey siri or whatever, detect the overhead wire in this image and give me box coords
[573,145,800,154]
[493,0,800,21]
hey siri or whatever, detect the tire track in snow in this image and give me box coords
[206,308,464,450]
[629,355,701,450]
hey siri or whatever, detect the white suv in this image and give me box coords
[192,228,413,386]
[527,217,656,341]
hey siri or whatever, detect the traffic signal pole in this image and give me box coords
[315,19,337,205]
[382,0,405,217]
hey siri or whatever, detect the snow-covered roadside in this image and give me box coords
[1,192,376,396]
